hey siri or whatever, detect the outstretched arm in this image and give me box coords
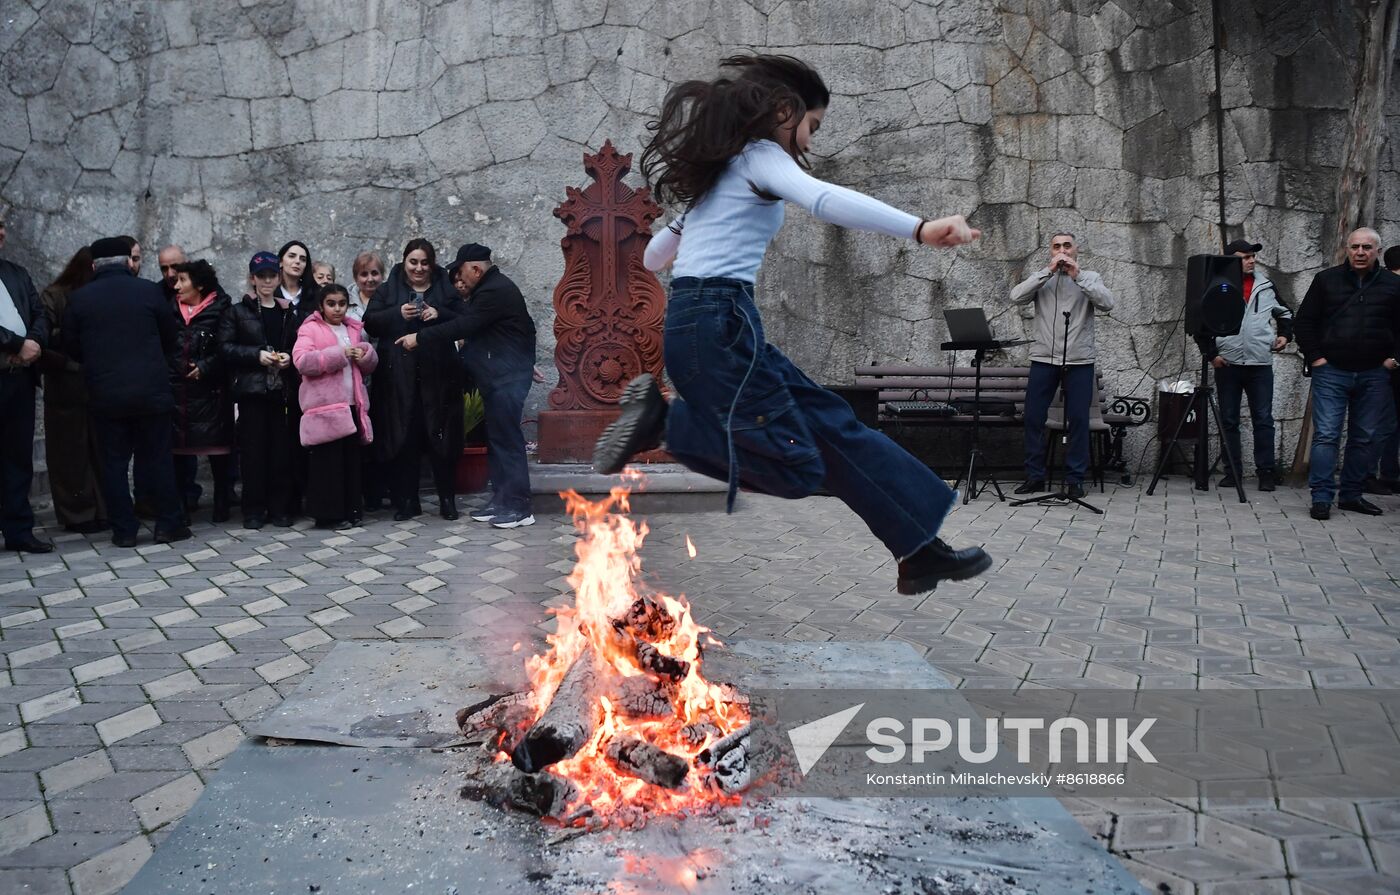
[745,141,978,246]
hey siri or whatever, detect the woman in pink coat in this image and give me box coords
[294,284,378,530]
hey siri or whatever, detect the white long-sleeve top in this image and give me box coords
[644,139,922,282]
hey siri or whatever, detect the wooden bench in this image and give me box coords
[851,364,1151,485]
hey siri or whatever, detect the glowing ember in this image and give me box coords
[685,535,697,558]
[507,486,749,823]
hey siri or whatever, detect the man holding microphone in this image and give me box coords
[1010,232,1117,499]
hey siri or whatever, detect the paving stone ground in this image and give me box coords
[1,476,1398,895]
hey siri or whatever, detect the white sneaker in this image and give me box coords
[490,511,535,529]
[470,506,501,522]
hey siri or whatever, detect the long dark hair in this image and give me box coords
[49,246,93,294]
[277,240,315,296]
[640,54,830,207]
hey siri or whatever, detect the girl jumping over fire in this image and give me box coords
[593,54,992,594]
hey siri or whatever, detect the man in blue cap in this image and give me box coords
[397,243,538,528]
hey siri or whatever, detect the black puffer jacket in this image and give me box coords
[363,264,465,461]
[172,291,235,449]
[217,295,304,400]
[1294,263,1400,371]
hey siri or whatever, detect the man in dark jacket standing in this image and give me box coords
[1294,227,1400,520]
[64,237,189,546]
[399,243,538,528]
[0,213,54,553]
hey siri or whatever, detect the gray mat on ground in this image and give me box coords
[126,640,1144,895]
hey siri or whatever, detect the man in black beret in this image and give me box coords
[0,210,54,552]
[63,236,188,546]
[397,243,538,528]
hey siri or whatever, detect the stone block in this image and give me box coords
[172,99,253,157]
[285,41,345,100]
[0,90,29,153]
[1153,55,1213,128]
[1076,169,1167,223]
[27,96,75,149]
[132,772,202,831]
[180,724,244,767]
[218,38,292,99]
[339,30,395,92]
[426,0,494,66]
[1057,114,1123,168]
[979,155,1030,204]
[0,804,52,856]
[54,46,128,119]
[484,53,549,102]
[1121,112,1187,179]
[39,749,114,795]
[145,46,226,106]
[955,84,992,125]
[161,1,198,49]
[8,140,84,213]
[768,0,904,49]
[477,99,547,163]
[909,79,961,124]
[96,705,162,745]
[68,835,152,895]
[310,90,379,142]
[250,97,314,151]
[1029,160,1076,207]
[1284,33,1352,110]
[1094,71,1164,131]
[552,0,608,31]
[2,22,69,97]
[376,90,442,138]
[386,38,446,92]
[70,115,124,171]
[1040,70,1094,116]
[1021,30,1074,84]
[992,66,1038,115]
[534,81,609,145]
[419,110,495,175]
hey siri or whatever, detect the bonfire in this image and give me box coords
[456,484,761,829]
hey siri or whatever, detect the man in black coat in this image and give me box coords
[400,243,537,528]
[63,237,189,546]
[1294,227,1400,520]
[0,213,54,553]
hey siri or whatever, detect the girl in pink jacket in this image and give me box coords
[294,284,378,529]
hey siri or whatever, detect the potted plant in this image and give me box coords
[455,389,489,493]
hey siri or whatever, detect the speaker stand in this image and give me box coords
[1146,358,1246,503]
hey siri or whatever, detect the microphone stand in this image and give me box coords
[1013,274,1102,513]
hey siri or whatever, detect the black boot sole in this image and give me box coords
[897,550,994,595]
[592,374,666,475]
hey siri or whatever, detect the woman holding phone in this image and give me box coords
[363,239,465,520]
[170,260,235,522]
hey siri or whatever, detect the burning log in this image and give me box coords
[459,762,579,819]
[606,736,690,789]
[511,646,600,773]
[682,721,722,747]
[605,597,692,681]
[457,692,534,749]
[697,723,774,795]
[697,722,753,766]
[611,675,676,719]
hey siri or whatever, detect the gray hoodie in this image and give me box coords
[1193,274,1293,366]
[1010,268,1116,365]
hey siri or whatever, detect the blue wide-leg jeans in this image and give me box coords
[662,277,957,560]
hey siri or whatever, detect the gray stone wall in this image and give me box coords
[2,0,1392,477]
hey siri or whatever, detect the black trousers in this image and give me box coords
[306,410,363,524]
[237,396,293,518]
[0,372,38,544]
[389,399,455,510]
[174,454,235,505]
[92,412,182,538]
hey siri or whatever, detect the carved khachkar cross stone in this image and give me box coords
[537,141,668,462]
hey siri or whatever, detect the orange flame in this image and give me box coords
[517,486,748,822]
[685,535,697,558]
